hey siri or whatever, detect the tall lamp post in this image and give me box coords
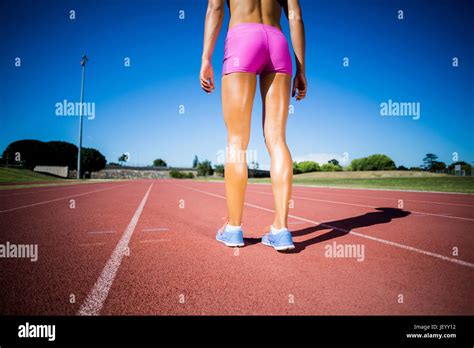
[77,54,88,179]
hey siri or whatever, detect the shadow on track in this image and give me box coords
[290,207,411,253]
[244,207,410,253]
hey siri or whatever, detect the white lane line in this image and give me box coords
[258,188,474,208]
[78,183,154,316]
[141,228,169,232]
[176,184,474,269]
[0,183,130,214]
[348,231,474,268]
[250,190,474,222]
[88,230,116,234]
[249,181,474,198]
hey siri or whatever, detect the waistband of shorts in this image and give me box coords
[226,22,284,38]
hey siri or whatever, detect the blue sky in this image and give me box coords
[1,0,472,169]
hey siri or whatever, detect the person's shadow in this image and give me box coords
[244,207,410,253]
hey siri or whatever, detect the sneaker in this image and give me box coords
[262,226,295,251]
[216,223,244,247]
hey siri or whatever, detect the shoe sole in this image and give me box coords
[216,236,244,247]
[262,240,295,251]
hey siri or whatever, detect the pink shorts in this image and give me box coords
[222,23,293,76]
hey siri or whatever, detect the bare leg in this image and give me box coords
[222,73,257,226]
[260,73,292,230]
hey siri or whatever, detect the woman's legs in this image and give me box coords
[260,73,292,230]
[222,72,257,226]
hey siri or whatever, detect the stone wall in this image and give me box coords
[69,167,269,180]
[89,168,198,179]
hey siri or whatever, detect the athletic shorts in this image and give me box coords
[222,22,293,76]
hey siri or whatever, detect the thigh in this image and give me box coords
[222,72,257,143]
[260,73,292,141]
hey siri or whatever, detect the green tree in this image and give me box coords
[328,159,340,166]
[118,153,128,165]
[422,153,438,171]
[350,154,396,171]
[192,155,199,168]
[293,161,302,174]
[47,141,78,168]
[448,161,472,175]
[197,160,214,176]
[81,147,106,175]
[321,163,343,172]
[170,170,194,179]
[153,158,167,167]
[2,139,54,168]
[214,164,225,177]
[431,161,446,171]
[298,161,321,173]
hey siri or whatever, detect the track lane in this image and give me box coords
[1,179,472,315]
[0,181,151,314]
[99,180,473,315]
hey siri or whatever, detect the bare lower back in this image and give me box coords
[227,0,285,30]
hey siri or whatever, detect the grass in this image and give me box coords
[2,168,472,194]
[0,167,63,183]
[0,167,114,190]
[198,171,474,194]
[286,177,473,193]
[292,170,449,179]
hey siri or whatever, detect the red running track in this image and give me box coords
[0,179,472,315]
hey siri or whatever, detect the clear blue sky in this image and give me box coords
[1,0,472,169]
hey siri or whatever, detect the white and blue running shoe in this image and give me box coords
[262,226,295,251]
[216,223,245,247]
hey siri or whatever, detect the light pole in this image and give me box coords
[77,54,88,179]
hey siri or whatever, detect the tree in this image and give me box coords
[448,161,472,175]
[47,141,78,168]
[2,140,54,169]
[170,170,194,179]
[431,161,446,171]
[350,154,396,171]
[297,161,321,173]
[249,161,259,169]
[192,155,199,168]
[197,160,214,176]
[448,161,469,170]
[214,164,224,177]
[118,153,128,165]
[80,147,106,175]
[293,161,302,174]
[2,139,106,175]
[153,158,167,167]
[321,163,343,172]
[422,153,438,171]
[328,159,340,166]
